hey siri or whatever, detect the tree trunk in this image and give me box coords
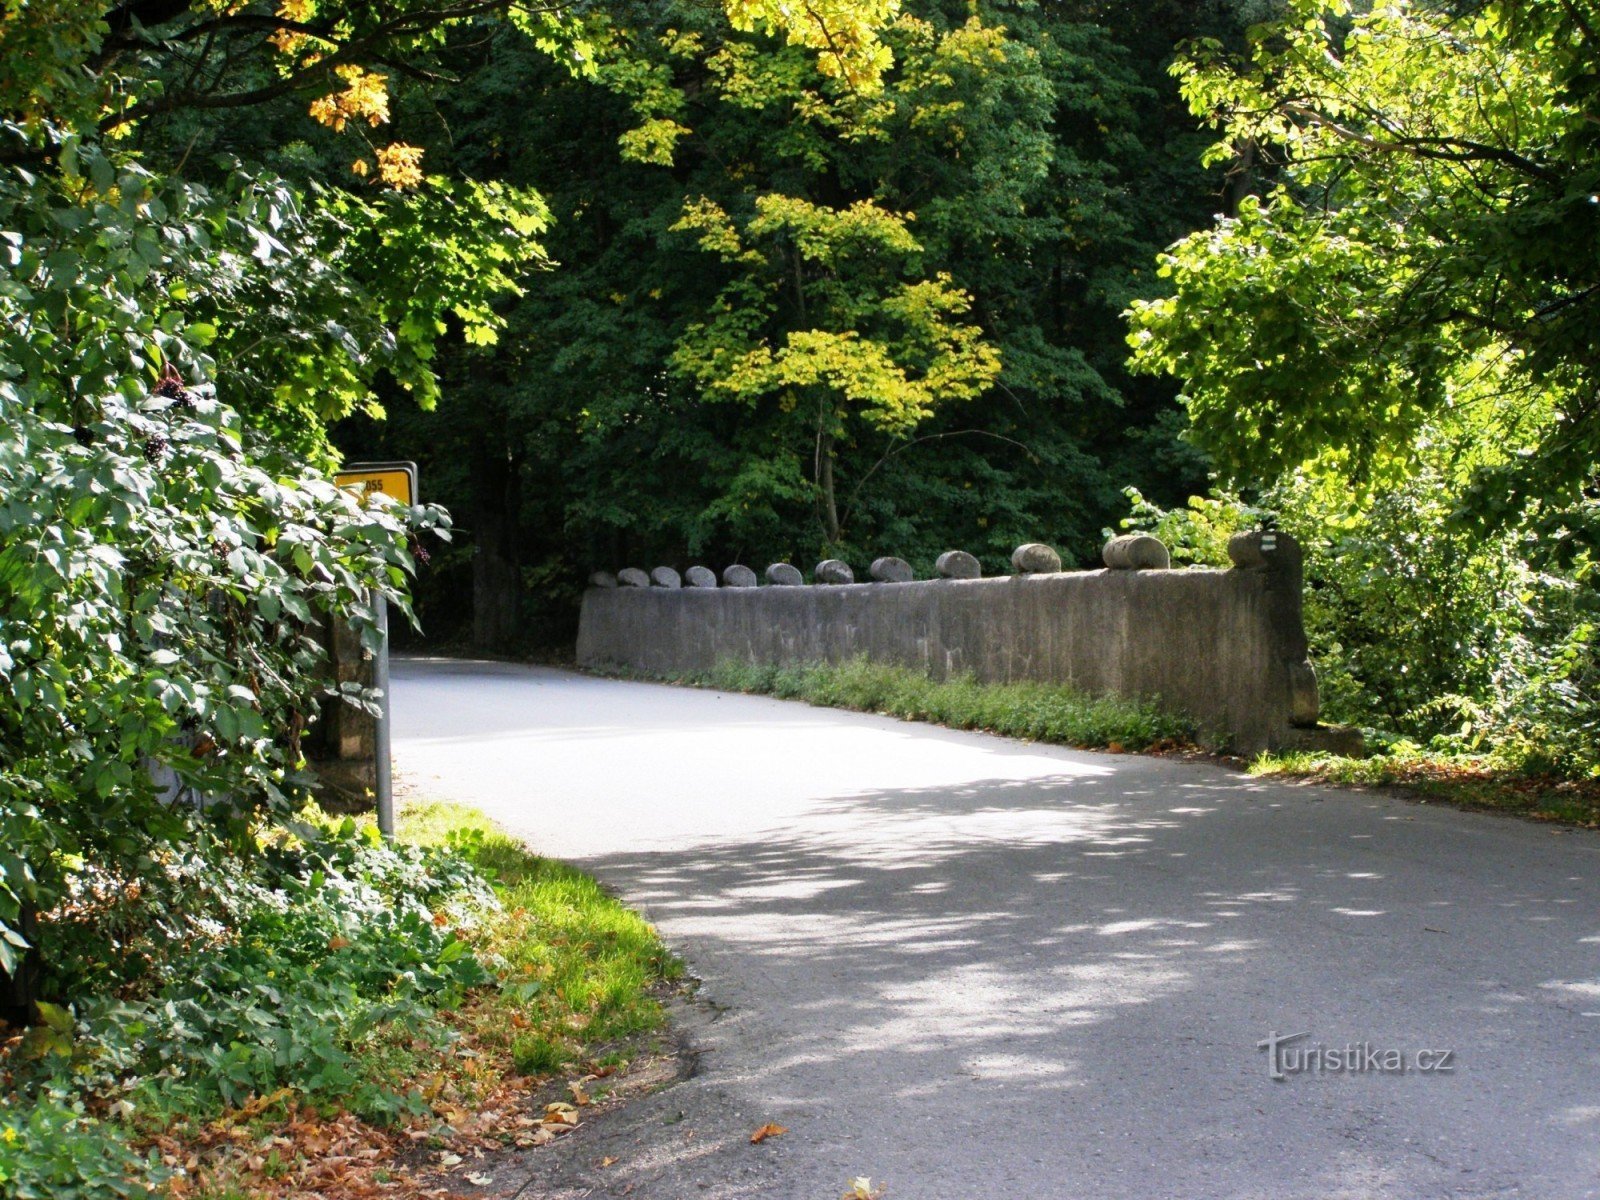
[818,430,840,545]
[1223,138,1258,218]
[472,444,524,651]
[1,903,39,1026]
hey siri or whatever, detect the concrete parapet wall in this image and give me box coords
[577,533,1319,754]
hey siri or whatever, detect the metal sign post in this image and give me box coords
[371,590,394,840]
[334,461,418,842]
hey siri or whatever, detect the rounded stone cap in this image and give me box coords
[722,564,758,588]
[1011,543,1061,574]
[765,562,804,586]
[650,566,682,589]
[1227,529,1300,570]
[935,550,981,580]
[869,556,913,583]
[617,567,650,588]
[1102,534,1171,571]
[684,565,719,588]
[814,558,855,585]
[588,570,618,589]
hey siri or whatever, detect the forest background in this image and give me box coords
[334,0,1598,776]
[2,0,1597,1193]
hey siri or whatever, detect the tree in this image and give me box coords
[0,0,914,1008]
[1127,0,1600,524]
[336,0,1233,648]
[670,193,1000,545]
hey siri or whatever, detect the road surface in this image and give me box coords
[393,657,1600,1200]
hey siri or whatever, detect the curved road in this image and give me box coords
[393,657,1600,1200]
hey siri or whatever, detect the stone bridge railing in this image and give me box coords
[577,531,1344,754]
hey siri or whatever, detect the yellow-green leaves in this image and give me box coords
[723,0,901,93]
[671,192,997,436]
[618,119,693,166]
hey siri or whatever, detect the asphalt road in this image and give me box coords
[392,657,1600,1200]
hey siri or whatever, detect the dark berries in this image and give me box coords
[143,434,169,463]
[410,538,432,565]
[154,366,196,409]
[72,425,94,447]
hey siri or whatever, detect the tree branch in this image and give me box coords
[1280,103,1559,183]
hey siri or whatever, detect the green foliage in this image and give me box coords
[0,346,447,971]
[664,657,1193,751]
[1114,486,1265,567]
[1122,0,1600,780]
[12,821,492,1123]
[1127,0,1600,518]
[0,820,501,1199]
[343,0,1231,647]
[671,193,999,437]
[414,807,682,1057]
[1120,473,1599,778]
[3,795,682,1200]
[0,1093,157,1200]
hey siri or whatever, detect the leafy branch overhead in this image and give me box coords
[1127,0,1600,518]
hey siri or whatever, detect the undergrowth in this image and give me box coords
[627,658,1600,829]
[0,801,678,1200]
[1251,749,1600,827]
[664,657,1195,752]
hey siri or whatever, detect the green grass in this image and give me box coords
[1250,750,1600,827]
[394,798,683,1065]
[618,658,1600,829]
[642,657,1195,753]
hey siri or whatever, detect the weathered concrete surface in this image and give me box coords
[1104,533,1172,570]
[685,566,718,589]
[936,549,982,579]
[814,559,855,585]
[579,543,1314,752]
[869,556,913,583]
[393,659,1600,1200]
[1011,542,1062,574]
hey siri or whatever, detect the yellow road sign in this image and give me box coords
[335,461,417,506]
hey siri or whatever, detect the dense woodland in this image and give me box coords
[336,1,1244,645]
[0,0,1597,1193]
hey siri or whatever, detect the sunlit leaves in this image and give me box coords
[723,0,900,92]
[670,193,998,436]
[1127,0,1600,513]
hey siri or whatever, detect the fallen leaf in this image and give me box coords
[569,1081,590,1106]
[543,1101,581,1128]
[750,1123,788,1144]
[842,1178,885,1200]
[438,1151,462,1167]
[466,1172,494,1186]
[599,1156,617,1168]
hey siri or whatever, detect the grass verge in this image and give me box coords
[610,657,1600,829]
[1250,750,1600,827]
[0,798,680,1200]
[635,657,1195,753]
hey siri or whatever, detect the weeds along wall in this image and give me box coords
[576,531,1322,754]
